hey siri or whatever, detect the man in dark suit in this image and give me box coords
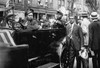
[66,16,84,68]
[89,12,100,68]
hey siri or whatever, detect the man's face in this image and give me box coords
[70,18,75,24]
[42,15,46,20]
[55,14,58,19]
[55,14,62,20]
[27,13,33,21]
[62,15,67,21]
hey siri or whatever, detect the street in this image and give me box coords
[29,57,93,68]
[36,58,93,68]
[0,0,100,68]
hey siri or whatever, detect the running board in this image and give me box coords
[36,63,59,68]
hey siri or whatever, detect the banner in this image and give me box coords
[0,0,10,7]
[59,6,69,15]
[74,2,89,14]
[6,0,10,8]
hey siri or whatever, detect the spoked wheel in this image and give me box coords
[60,46,70,68]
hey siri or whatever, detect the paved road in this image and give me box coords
[74,58,93,68]
[36,63,59,68]
[36,58,93,68]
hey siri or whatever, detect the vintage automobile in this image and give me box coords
[0,8,28,68]
[1,13,70,67]
[12,28,69,67]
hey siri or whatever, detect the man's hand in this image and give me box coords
[81,47,85,50]
[91,50,95,56]
[79,47,89,59]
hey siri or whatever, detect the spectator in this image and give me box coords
[40,15,50,29]
[89,12,100,68]
[65,16,84,68]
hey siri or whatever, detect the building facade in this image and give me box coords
[27,0,69,20]
[0,0,73,20]
[27,0,57,20]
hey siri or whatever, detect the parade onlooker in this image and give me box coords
[81,13,90,46]
[65,16,84,68]
[89,12,100,68]
[80,13,91,68]
[49,17,56,28]
[61,15,68,25]
[40,14,50,29]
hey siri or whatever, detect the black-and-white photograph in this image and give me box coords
[0,0,100,68]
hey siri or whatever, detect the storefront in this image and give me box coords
[0,7,11,26]
[7,9,25,21]
[30,7,56,20]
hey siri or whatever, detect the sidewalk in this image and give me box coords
[74,58,93,68]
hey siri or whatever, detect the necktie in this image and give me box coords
[68,24,73,38]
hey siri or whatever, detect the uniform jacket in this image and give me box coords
[20,19,40,32]
[89,21,100,50]
[66,23,84,50]
[26,19,40,30]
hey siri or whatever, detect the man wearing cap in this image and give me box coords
[81,13,90,46]
[89,12,100,68]
[19,9,40,32]
[65,16,84,68]
[80,13,91,68]
[25,9,40,30]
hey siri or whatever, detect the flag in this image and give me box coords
[6,0,10,8]
[0,30,16,46]
[0,0,9,7]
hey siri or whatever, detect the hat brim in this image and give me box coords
[90,15,98,19]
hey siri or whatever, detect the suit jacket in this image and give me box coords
[89,21,100,50]
[66,23,84,50]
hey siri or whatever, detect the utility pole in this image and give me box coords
[68,0,75,16]
[81,0,84,12]
[11,0,15,29]
[12,0,15,15]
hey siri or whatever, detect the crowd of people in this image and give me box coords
[2,8,100,68]
[63,11,100,68]
[12,9,66,31]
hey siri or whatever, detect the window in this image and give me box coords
[9,0,16,6]
[45,0,48,3]
[9,0,15,4]
[38,0,41,5]
[18,0,22,3]
[0,11,3,17]
[49,0,53,8]
[28,0,31,4]
[58,0,65,6]
[62,0,65,6]
[58,0,61,6]
[50,0,53,3]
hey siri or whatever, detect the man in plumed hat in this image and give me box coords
[53,10,65,28]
